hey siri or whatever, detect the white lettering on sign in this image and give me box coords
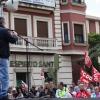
[82,79,89,84]
[92,68,99,82]
[20,0,55,7]
[94,73,98,81]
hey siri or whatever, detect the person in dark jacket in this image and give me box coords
[0,17,18,100]
[30,85,37,97]
[23,87,33,98]
[23,87,29,98]
[39,82,55,98]
[49,81,57,94]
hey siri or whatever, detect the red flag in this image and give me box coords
[80,68,92,84]
[76,89,91,98]
[40,69,45,80]
[92,67,100,82]
[81,90,91,98]
[84,51,92,68]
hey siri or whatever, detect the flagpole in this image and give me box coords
[41,79,44,88]
[31,75,35,85]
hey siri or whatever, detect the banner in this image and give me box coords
[20,0,55,7]
[92,67,100,82]
[84,51,92,68]
[80,68,92,84]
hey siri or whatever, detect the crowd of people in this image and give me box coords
[7,80,100,99]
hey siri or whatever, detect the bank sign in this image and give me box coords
[20,0,55,7]
[10,61,54,67]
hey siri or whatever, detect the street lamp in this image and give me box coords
[0,0,19,16]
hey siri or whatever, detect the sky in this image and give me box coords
[85,0,100,17]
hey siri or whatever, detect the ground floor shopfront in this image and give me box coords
[9,53,73,87]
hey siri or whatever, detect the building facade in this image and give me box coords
[86,15,100,34]
[3,0,100,87]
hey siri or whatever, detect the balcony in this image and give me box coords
[10,36,58,53]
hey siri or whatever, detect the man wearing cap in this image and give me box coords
[68,85,76,98]
[11,87,17,99]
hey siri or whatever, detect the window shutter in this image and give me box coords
[63,23,68,34]
[89,20,96,33]
[74,24,83,35]
[37,21,48,38]
[14,18,27,36]
[74,24,84,43]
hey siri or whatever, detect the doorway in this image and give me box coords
[16,72,26,86]
[44,72,55,83]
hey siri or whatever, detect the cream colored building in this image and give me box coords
[9,54,72,87]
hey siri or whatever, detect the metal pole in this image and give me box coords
[17,35,43,95]
[55,70,57,86]
[0,3,4,17]
[26,41,29,96]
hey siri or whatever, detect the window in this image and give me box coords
[74,24,84,43]
[75,34,83,43]
[44,72,53,83]
[62,22,70,44]
[89,20,96,33]
[34,16,52,38]
[14,18,27,36]
[11,13,32,36]
[16,72,31,86]
[63,23,68,43]
[72,0,82,4]
[37,21,48,37]
[16,73,26,86]
[71,0,85,7]
[62,0,67,2]
[61,0,68,5]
